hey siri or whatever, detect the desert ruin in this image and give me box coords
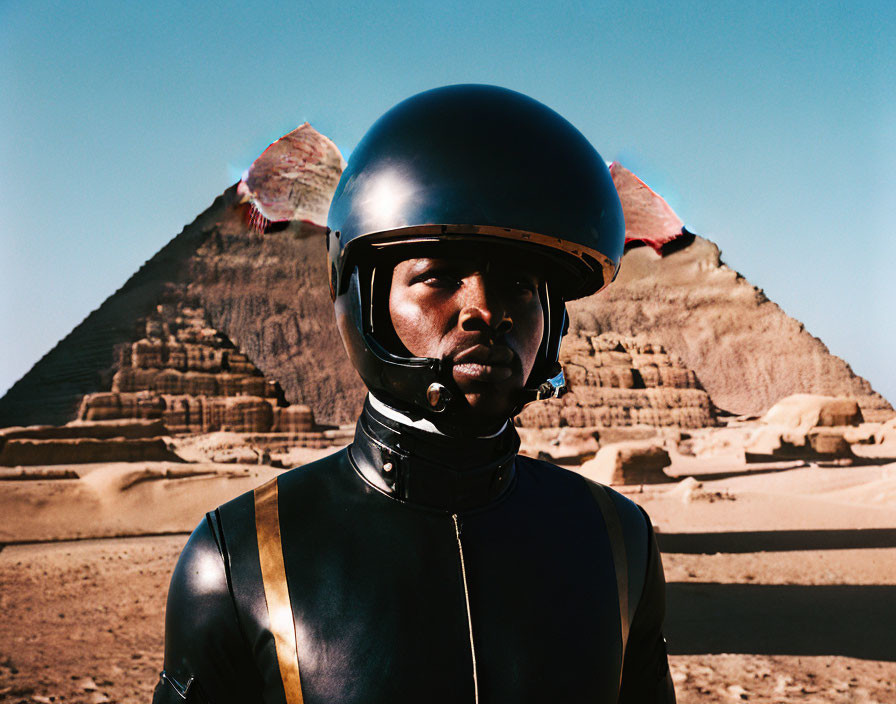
[2,133,894,704]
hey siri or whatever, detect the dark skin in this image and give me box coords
[388,255,545,427]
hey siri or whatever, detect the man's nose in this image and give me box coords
[458,274,513,335]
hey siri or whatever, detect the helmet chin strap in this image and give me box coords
[368,393,509,439]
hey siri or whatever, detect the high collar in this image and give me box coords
[349,397,519,512]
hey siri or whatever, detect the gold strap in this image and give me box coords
[255,477,305,704]
[586,482,630,658]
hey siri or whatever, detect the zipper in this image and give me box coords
[452,513,479,703]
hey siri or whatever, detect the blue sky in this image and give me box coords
[2,0,894,404]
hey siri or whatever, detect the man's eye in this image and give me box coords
[512,278,537,294]
[418,273,460,287]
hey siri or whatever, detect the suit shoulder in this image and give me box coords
[165,514,231,630]
[515,455,652,529]
[514,453,591,488]
[583,479,651,543]
[215,447,350,517]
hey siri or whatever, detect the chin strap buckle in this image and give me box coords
[535,369,567,401]
[425,382,452,412]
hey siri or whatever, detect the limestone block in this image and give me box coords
[112,368,159,393]
[562,353,596,369]
[185,344,224,372]
[222,397,274,433]
[538,427,600,463]
[153,369,185,395]
[215,373,243,397]
[807,427,853,457]
[0,437,178,466]
[78,392,165,421]
[240,376,266,397]
[272,405,315,433]
[636,366,660,388]
[631,407,673,426]
[515,399,562,427]
[202,398,227,433]
[160,395,204,434]
[166,342,187,370]
[657,367,697,389]
[182,372,218,396]
[670,407,714,428]
[579,441,671,485]
[0,419,166,446]
[559,335,593,357]
[225,351,255,375]
[745,423,854,461]
[132,339,165,369]
[761,394,863,431]
[590,336,627,353]
[632,352,671,368]
[874,417,896,445]
[596,367,635,388]
[564,363,588,386]
[843,423,878,445]
[585,350,631,368]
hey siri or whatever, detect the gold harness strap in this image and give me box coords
[586,482,631,661]
[254,477,305,704]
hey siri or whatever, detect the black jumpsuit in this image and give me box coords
[153,401,675,703]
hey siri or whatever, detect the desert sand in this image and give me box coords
[2,440,895,704]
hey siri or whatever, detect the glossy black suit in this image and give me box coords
[153,400,675,703]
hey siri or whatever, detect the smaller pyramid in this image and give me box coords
[76,292,314,435]
[517,331,716,429]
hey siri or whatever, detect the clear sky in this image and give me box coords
[2,0,894,405]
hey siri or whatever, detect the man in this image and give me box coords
[153,84,675,703]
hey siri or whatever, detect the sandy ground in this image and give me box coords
[2,453,896,703]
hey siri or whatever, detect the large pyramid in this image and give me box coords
[1,140,890,429]
[0,186,364,428]
[569,234,892,420]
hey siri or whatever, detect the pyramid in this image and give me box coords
[75,295,316,435]
[517,332,716,429]
[1,133,890,429]
[569,234,893,421]
[0,186,365,429]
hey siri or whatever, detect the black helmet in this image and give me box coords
[327,84,624,423]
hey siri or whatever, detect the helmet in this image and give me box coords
[327,84,624,423]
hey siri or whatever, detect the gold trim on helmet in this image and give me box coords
[349,224,619,298]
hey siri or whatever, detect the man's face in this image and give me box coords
[388,253,545,425]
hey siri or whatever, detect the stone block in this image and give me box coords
[78,392,165,422]
[761,394,863,431]
[272,405,315,433]
[0,437,178,466]
[807,427,853,457]
[579,441,671,485]
[222,397,274,433]
[153,369,185,394]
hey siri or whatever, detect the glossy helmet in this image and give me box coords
[327,84,624,421]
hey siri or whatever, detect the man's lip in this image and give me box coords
[452,362,514,383]
[451,343,515,366]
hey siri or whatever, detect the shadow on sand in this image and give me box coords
[657,528,896,553]
[666,583,896,661]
